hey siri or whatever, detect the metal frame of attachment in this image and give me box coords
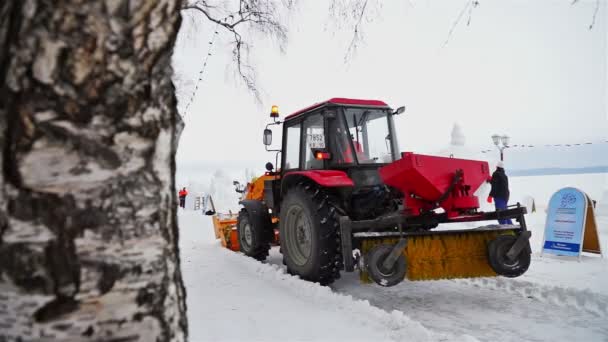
[339,205,530,273]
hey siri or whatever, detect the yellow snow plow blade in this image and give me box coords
[360,230,516,282]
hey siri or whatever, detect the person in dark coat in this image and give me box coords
[489,161,513,225]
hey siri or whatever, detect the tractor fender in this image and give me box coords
[281,170,354,195]
[238,199,272,232]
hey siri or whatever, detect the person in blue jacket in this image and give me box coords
[489,161,513,225]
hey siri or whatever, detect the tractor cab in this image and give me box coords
[264,98,404,172]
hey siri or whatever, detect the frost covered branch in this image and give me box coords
[328,0,380,63]
[571,0,601,30]
[182,0,293,100]
[442,0,479,48]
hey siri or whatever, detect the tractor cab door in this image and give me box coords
[326,110,356,165]
[281,110,328,172]
[282,121,302,171]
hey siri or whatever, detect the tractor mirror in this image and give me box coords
[265,162,274,171]
[263,129,272,146]
[393,106,406,115]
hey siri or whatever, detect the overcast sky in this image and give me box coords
[172,0,607,169]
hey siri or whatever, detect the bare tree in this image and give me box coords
[181,0,294,101]
[331,0,600,59]
[0,1,187,340]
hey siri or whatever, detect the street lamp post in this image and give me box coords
[491,134,510,161]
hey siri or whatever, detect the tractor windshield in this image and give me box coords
[342,108,396,164]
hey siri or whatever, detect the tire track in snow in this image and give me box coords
[457,277,608,317]
[331,272,608,342]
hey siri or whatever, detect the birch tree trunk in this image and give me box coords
[0,0,187,340]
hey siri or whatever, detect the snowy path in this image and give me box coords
[267,248,608,342]
[180,211,470,342]
[182,210,608,341]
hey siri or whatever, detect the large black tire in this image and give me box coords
[487,235,531,278]
[365,244,407,287]
[280,184,342,285]
[237,209,271,261]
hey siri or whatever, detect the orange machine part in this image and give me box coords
[245,174,276,201]
[212,214,240,251]
[211,173,281,253]
[228,228,240,251]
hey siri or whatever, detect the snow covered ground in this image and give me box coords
[180,211,475,342]
[180,173,608,342]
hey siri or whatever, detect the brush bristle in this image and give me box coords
[360,230,515,282]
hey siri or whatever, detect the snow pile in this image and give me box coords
[205,169,241,213]
[179,211,476,342]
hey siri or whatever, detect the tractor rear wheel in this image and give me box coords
[237,209,271,261]
[280,184,342,285]
[487,235,531,277]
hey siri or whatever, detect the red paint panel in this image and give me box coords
[379,152,489,216]
[284,170,354,187]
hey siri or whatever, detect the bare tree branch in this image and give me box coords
[328,0,381,63]
[589,0,600,30]
[343,0,369,63]
[442,0,479,49]
[571,0,601,30]
[182,0,292,101]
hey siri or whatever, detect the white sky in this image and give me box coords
[173,0,607,167]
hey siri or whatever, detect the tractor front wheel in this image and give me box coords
[280,184,341,285]
[237,209,271,261]
[487,235,531,277]
[365,244,407,287]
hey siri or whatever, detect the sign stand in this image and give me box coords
[541,187,603,260]
[582,194,603,258]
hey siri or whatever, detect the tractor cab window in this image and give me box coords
[303,114,325,170]
[284,123,301,170]
[344,108,393,164]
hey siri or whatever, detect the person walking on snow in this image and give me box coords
[488,161,513,225]
[178,187,188,208]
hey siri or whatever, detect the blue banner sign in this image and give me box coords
[542,187,587,257]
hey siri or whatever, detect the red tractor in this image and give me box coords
[236,98,531,286]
